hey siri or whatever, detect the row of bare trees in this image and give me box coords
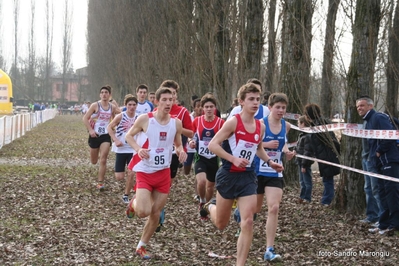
[0,0,74,103]
[92,0,398,213]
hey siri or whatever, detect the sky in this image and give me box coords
[0,0,88,71]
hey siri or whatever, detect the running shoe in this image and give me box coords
[368,227,392,235]
[234,208,241,223]
[96,184,105,191]
[264,247,282,261]
[122,194,129,204]
[233,208,257,224]
[155,208,165,232]
[200,198,216,217]
[126,195,136,218]
[232,199,237,209]
[136,245,151,259]
[193,195,200,202]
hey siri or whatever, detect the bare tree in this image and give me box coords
[61,0,73,103]
[336,0,381,214]
[0,0,5,70]
[320,0,341,118]
[44,0,54,102]
[280,0,314,184]
[10,0,20,98]
[386,0,399,118]
[265,0,277,92]
[26,0,36,101]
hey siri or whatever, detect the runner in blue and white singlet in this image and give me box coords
[255,116,286,178]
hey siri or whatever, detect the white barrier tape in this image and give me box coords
[290,123,399,140]
[284,113,301,120]
[341,128,399,140]
[295,154,399,183]
[287,141,297,148]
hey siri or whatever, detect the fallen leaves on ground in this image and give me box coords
[0,115,397,265]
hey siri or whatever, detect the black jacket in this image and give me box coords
[295,132,314,168]
[307,118,341,177]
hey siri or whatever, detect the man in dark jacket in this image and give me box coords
[356,96,399,236]
[356,97,381,226]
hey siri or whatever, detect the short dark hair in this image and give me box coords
[160,80,180,92]
[155,87,173,101]
[124,94,138,105]
[136,84,149,93]
[237,83,261,101]
[200,93,217,107]
[100,85,111,93]
[268,93,288,107]
[246,78,262,90]
[193,98,201,107]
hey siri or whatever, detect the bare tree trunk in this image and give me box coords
[0,0,5,70]
[44,0,54,102]
[320,0,340,118]
[266,0,277,92]
[386,0,399,118]
[27,0,36,101]
[11,0,20,99]
[336,0,381,214]
[280,0,314,185]
[61,0,73,103]
[213,0,232,111]
[244,0,264,81]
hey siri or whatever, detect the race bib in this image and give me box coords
[232,140,257,167]
[259,151,282,173]
[147,148,170,168]
[198,140,215,159]
[94,123,108,135]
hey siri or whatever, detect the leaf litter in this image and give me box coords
[0,115,397,265]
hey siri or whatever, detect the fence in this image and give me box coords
[0,109,58,150]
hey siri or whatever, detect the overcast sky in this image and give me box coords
[0,0,88,71]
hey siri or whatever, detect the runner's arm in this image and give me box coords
[107,114,123,146]
[125,114,148,152]
[82,103,98,137]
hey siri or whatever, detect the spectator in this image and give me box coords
[304,103,341,206]
[295,115,314,203]
[355,97,381,227]
[356,96,399,236]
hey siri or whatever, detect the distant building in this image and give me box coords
[50,67,89,103]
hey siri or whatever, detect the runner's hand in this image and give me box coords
[270,161,284,172]
[177,150,187,163]
[138,148,150,159]
[232,157,250,168]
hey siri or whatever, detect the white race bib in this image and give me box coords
[94,122,108,135]
[146,148,170,168]
[198,140,215,159]
[259,151,282,173]
[232,140,257,167]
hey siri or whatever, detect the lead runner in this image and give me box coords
[124,87,187,259]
